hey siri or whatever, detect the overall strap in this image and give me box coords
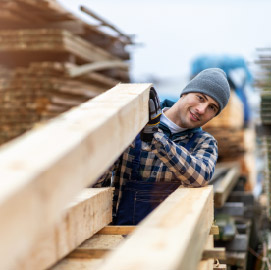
[131,134,143,181]
[184,130,203,151]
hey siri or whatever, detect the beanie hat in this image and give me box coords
[181,68,230,114]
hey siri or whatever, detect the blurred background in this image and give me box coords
[58,0,269,103]
[1,1,271,269]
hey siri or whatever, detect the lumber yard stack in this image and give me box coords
[203,91,245,161]
[203,82,260,269]
[254,48,271,220]
[0,0,132,146]
[201,75,257,269]
[0,83,225,270]
[203,89,254,184]
[248,47,271,270]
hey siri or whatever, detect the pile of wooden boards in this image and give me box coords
[254,48,271,125]
[211,162,255,269]
[203,90,245,161]
[0,0,132,146]
[0,83,224,270]
[254,48,271,218]
[203,90,258,189]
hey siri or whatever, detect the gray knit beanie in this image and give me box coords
[181,68,230,114]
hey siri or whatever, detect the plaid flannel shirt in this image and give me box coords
[95,123,218,214]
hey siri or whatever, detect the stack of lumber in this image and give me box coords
[203,91,244,161]
[211,161,255,269]
[206,128,244,159]
[0,83,224,270]
[254,49,271,124]
[203,90,257,189]
[0,83,150,270]
[261,94,271,125]
[254,48,271,218]
[0,62,119,144]
[49,187,219,270]
[0,0,132,146]
[0,0,132,59]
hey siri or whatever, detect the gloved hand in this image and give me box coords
[140,87,162,142]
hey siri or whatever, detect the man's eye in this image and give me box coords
[197,95,203,101]
[210,105,216,112]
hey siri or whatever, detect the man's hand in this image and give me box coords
[140,87,162,142]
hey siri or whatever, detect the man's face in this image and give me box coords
[175,92,219,128]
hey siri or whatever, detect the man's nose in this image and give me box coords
[196,103,208,114]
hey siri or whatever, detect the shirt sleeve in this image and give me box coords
[146,132,218,187]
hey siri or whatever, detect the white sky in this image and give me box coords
[58,0,271,88]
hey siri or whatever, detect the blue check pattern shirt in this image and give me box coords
[95,123,218,213]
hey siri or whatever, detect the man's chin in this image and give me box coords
[188,121,202,129]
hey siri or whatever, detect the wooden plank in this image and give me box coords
[213,264,227,270]
[68,61,129,78]
[78,234,124,249]
[0,29,121,63]
[67,249,108,259]
[198,235,214,270]
[202,248,226,260]
[0,83,150,270]
[209,225,219,235]
[95,186,214,270]
[97,226,135,235]
[213,163,241,208]
[11,188,113,270]
[50,235,124,270]
[80,6,132,44]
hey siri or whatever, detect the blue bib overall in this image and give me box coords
[115,131,202,225]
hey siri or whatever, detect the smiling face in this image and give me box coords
[168,92,219,129]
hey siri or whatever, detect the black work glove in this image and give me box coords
[140,87,162,142]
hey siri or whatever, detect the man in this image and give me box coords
[95,68,230,225]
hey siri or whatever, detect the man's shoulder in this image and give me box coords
[199,130,217,143]
[160,99,175,109]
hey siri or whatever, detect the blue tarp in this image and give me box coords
[191,55,253,84]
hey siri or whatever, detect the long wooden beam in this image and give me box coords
[80,6,132,43]
[97,224,218,236]
[213,162,241,208]
[198,235,214,270]
[0,83,150,270]
[97,225,135,235]
[12,188,113,270]
[68,61,129,78]
[202,248,226,260]
[50,234,124,270]
[95,186,214,270]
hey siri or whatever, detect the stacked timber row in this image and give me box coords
[203,89,257,189]
[0,0,132,145]
[203,90,258,188]
[203,90,245,162]
[254,48,271,218]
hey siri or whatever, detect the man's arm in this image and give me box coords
[146,132,218,187]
